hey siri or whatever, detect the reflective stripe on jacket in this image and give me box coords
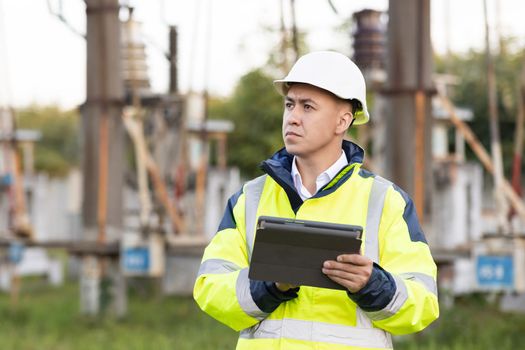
[194,140,439,349]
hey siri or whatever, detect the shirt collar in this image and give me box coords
[291,150,348,200]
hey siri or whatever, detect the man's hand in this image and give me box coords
[275,282,298,292]
[322,254,373,293]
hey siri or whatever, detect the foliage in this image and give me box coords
[435,39,525,176]
[209,69,284,179]
[15,105,80,177]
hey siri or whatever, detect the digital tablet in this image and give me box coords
[248,216,363,290]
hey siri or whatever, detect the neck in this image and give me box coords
[295,144,343,194]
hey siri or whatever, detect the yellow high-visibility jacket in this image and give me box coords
[194,140,439,350]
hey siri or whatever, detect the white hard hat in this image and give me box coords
[273,51,369,125]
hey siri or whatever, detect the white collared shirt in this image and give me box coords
[291,151,348,201]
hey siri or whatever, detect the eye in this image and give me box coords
[285,102,294,109]
[304,104,313,111]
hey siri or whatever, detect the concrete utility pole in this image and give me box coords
[81,0,125,316]
[384,0,433,221]
[83,0,124,241]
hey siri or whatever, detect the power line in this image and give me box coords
[46,0,86,39]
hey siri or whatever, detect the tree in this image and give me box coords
[15,105,80,177]
[209,69,284,178]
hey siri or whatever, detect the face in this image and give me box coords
[282,83,353,159]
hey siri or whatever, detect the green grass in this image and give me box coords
[0,280,238,350]
[1,281,524,350]
[397,293,525,350]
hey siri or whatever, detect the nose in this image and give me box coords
[285,107,301,126]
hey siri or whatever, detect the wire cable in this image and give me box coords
[46,0,86,39]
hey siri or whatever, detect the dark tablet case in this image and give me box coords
[248,216,363,290]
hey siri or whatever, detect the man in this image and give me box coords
[194,51,439,349]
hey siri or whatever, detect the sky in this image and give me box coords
[0,0,524,109]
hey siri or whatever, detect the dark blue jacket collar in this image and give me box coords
[261,140,364,174]
[259,140,364,212]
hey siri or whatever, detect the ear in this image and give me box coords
[335,111,353,134]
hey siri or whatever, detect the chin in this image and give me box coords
[285,144,303,157]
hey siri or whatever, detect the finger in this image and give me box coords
[325,273,367,293]
[322,267,358,281]
[275,282,298,291]
[324,274,356,291]
[336,254,370,266]
[323,261,364,274]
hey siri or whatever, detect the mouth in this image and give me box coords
[285,131,301,137]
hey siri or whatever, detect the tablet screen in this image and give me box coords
[249,216,363,290]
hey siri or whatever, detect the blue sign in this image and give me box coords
[476,255,514,289]
[0,174,13,188]
[122,247,150,273]
[8,242,25,264]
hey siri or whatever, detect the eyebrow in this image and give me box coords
[284,96,319,107]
